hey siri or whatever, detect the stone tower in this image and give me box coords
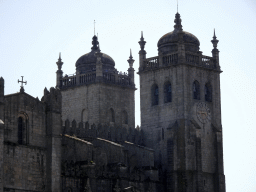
[138,12,225,192]
[57,35,136,129]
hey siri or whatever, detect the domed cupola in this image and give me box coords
[75,35,115,74]
[157,12,200,55]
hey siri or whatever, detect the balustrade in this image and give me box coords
[186,53,199,65]
[103,73,115,83]
[61,76,76,87]
[60,71,133,88]
[118,75,131,85]
[80,73,96,84]
[144,56,159,69]
[163,53,178,65]
[201,55,215,69]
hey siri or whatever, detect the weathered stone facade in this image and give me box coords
[0,12,225,192]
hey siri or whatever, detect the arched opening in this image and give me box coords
[18,117,23,144]
[205,82,212,102]
[193,80,200,100]
[122,110,128,124]
[164,82,172,103]
[110,108,115,122]
[152,84,159,106]
[17,112,29,145]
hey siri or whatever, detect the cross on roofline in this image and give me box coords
[18,76,27,92]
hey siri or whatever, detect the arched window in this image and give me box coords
[164,82,172,103]
[193,80,200,100]
[18,117,23,144]
[122,110,128,124]
[152,84,159,105]
[205,82,212,102]
[110,108,115,122]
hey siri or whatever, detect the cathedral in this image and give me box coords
[0,12,225,192]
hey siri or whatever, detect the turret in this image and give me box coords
[0,77,4,120]
[138,31,146,69]
[211,29,220,68]
[56,53,63,88]
[127,49,135,84]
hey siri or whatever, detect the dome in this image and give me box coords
[157,12,200,54]
[75,35,115,74]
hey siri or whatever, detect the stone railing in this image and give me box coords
[103,73,115,83]
[80,72,96,84]
[61,75,77,87]
[144,56,159,70]
[201,55,216,69]
[140,52,218,72]
[163,53,178,66]
[186,53,199,65]
[186,53,216,69]
[60,71,133,89]
[117,72,131,86]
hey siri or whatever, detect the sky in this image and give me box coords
[1,0,256,191]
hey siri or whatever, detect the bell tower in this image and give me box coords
[139,12,225,192]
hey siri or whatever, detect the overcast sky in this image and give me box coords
[1,0,256,191]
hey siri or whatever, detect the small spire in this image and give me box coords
[213,28,216,39]
[140,31,145,41]
[211,28,219,49]
[58,52,62,61]
[127,49,135,68]
[56,52,63,70]
[139,31,146,50]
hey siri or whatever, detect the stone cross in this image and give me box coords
[18,76,27,92]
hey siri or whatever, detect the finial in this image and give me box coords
[91,35,99,51]
[56,52,63,70]
[213,28,216,39]
[94,20,96,35]
[58,52,62,61]
[177,0,178,13]
[211,28,219,49]
[139,31,146,51]
[127,49,135,68]
[174,12,182,31]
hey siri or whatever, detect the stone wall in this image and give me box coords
[3,144,46,192]
[4,93,46,147]
[61,82,135,129]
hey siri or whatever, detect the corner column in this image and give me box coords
[44,88,62,192]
